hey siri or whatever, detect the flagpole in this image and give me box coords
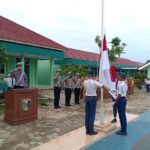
[100,0,104,124]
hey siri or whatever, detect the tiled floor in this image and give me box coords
[31,113,138,150]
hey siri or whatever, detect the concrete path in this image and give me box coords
[31,113,138,150]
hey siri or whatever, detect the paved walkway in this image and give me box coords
[0,89,150,150]
[82,111,150,150]
[31,113,138,150]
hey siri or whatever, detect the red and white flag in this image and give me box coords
[99,35,116,90]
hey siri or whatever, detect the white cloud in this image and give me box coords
[0,0,150,62]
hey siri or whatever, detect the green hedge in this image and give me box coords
[134,79,142,89]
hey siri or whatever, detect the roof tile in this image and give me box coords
[0,16,66,51]
[65,48,143,67]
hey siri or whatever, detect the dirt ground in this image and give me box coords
[0,87,150,150]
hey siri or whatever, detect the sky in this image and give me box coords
[0,0,150,63]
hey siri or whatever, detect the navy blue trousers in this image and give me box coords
[65,88,72,106]
[117,97,127,132]
[74,88,81,104]
[112,98,118,118]
[146,84,150,92]
[85,96,97,133]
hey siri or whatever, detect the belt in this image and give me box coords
[18,85,24,87]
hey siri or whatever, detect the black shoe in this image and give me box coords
[111,118,117,123]
[115,130,127,136]
[58,106,62,108]
[89,131,98,135]
[54,107,58,109]
[86,131,89,135]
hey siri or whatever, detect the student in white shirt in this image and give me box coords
[2,74,15,90]
[115,72,128,136]
[145,78,150,93]
[84,70,110,135]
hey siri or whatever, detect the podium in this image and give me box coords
[4,88,38,125]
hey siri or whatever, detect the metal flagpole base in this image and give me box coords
[94,121,117,133]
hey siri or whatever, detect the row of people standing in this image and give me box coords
[53,70,82,109]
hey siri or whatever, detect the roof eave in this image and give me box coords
[0,38,66,52]
[138,62,150,70]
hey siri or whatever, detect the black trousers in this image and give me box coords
[74,88,81,104]
[65,88,72,106]
[54,87,61,108]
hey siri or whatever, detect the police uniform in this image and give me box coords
[74,73,82,104]
[64,72,74,106]
[116,72,128,135]
[53,70,62,109]
[84,71,103,135]
[11,62,28,88]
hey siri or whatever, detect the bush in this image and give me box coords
[134,79,142,89]
[134,72,142,79]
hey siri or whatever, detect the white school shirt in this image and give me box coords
[3,77,15,88]
[145,79,150,84]
[84,78,103,96]
[117,81,128,97]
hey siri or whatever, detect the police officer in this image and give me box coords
[115,72,128,135]
[53,69,62,109]
[84,70,110,135]
[74,73,82,104]
[11,62,28,88]
[64,72,74,107]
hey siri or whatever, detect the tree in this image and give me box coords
[95,36,126,62]
[60,65,88,77]
[0,44,8,64]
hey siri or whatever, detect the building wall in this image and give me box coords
[29,58,37,88]
[37,59,60,87]
[0,56,58,90]
[37,60,51,87]
[148,66,150,78]
[6,56,16,73]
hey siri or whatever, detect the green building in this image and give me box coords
[0,16,66,90]
[139,62,150,78]
[0,16,143,91]
[55,48,143,77]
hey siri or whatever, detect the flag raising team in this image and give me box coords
[1,35,128,137]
